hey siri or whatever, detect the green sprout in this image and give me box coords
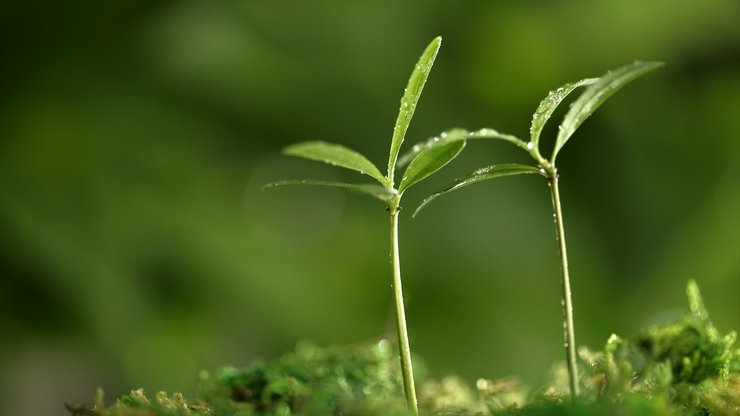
[265,36,466,413]
[409,61,664,398]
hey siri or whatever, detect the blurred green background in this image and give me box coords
[1,0,739,414]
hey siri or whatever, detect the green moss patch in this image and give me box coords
[69,282,739,415]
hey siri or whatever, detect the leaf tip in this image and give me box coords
[633,60,665,74]
[686,279,706,317]
[411,196,435,218]
[281,142,304,156]
[411,205,423,219]
[426,36,442,56]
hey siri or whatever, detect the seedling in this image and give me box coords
[408,61,664,397]
[265,36,467,413]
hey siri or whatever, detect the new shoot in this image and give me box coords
[265,36,465,413]
[408,60,664,398]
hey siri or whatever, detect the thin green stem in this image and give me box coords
[389,206,418,413]
[547,172,580,398]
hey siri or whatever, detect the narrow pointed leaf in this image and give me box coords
[264,179,394,202]
[397,128,468,168]
[283,141,387,185]
[397,127,526,168]
[398,140,466,194]
[387,36,442,182]
[529,78,598,149]
[413,164,543,217]
[552,61,663,162]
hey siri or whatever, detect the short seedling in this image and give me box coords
[408,61,663,397]
[265,36,467,413]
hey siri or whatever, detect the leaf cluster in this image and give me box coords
[267,53,663,217]
[410,61,663,216]
[266,37,465,207]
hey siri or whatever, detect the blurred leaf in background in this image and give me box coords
[0,1,738,415]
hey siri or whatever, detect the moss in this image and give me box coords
[72,281,739,415]
[197,340,408,415]
[567,279,739,415]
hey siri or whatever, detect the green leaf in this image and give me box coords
[529,78,598,150]
[552,61,663,162]
[412,164,543,217]
[263,180,394,202]
[283,141,387,185]
[398,140,466,194]
[397,128,468,168]
[387,36,442,183]
[397,127,526,168]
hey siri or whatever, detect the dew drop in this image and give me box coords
[526,142,534,150]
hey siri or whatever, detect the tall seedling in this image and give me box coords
[265,37,464,413]
[409,61,663,397]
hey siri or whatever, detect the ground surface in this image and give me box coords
[68,282,739,415]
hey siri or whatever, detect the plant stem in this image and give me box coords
[547,172,580,398]
[389,206,418,413]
